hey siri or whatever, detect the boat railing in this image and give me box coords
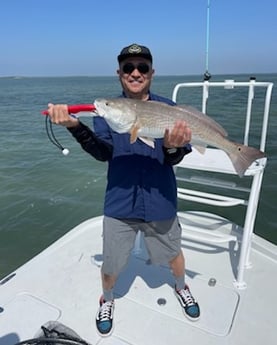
[172,79,273,289]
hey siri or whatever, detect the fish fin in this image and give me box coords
[139,137,155,148]
[193,145,207,154]
[130,124,140,143]
[191,139,208,154]
[228,143,265,177]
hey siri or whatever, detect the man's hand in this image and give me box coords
[163,120,192,148]
[47,103,79,128]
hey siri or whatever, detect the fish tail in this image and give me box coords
[228,143,265,177]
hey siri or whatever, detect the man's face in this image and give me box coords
[117,57,154,99]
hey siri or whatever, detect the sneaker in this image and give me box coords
[95,296,115,336]
[174,285,200,321]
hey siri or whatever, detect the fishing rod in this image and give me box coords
[42,104,96,155]
[203,0,212,81]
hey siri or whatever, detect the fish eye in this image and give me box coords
[105,101,109,106]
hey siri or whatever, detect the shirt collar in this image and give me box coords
[121,91,152,100]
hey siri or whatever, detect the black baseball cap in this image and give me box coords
[117,43,153,63]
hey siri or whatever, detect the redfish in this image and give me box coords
[94,98,265,177]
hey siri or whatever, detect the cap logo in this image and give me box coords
[128,44,142,54]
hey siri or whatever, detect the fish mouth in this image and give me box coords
[93,99,106,116]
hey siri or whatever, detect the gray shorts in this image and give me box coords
[101,216,182,276]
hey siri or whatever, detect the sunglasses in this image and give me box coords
[122,62,150,74]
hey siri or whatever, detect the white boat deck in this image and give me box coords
[0,214,276,345]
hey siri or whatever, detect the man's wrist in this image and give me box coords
[66,119,80,129]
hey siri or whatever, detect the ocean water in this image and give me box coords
[0,74,276,279]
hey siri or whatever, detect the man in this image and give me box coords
[47,43,200,337]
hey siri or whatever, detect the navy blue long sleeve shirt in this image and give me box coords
[68,92,191,221]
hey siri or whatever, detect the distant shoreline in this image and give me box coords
[1,72,277,79]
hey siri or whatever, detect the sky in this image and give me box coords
[1,0,277,76]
